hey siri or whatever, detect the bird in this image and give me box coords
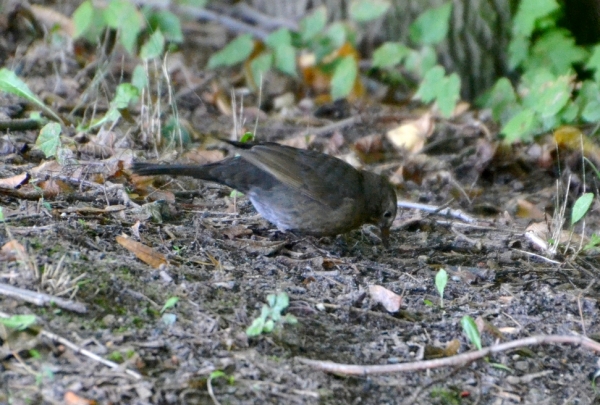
[131,139,397,246]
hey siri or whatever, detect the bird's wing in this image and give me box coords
[238,144,344,209]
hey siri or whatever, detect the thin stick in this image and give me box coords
[296,334,600,375]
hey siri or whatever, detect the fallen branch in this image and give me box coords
[0,311,142,380]
[296,334,600,375]
[0,283,87,314]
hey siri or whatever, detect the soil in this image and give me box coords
[1,3,600,405]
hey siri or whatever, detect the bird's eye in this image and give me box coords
[383,211,392,218]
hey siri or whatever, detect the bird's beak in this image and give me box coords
[381,226,390,248]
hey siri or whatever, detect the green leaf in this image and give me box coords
[572,193,594,225]
[265,28,292,48]
[112,83,140,109]
[131,65,148,91]
[36,123,61,158]
[0,315,37,331]
[326,22,348,49]
[403,46,437,77]
[501,109,537,143]
[263,319,275,333]
[299,6,327,43]
[103,0,144,54]
[161,296,179,314]
[88,83,139,129]
[527,30,588,74]
[435,268,448,299]
[372,42,410,68]
[586,45,600,82]
[508,35,530,70]
[148,10,183,43]
[409,2,452,45]
[72,0,94,39]
[208,34,254,68]
[460,316,482,350]
[272,45,296,76]
[512,0,560,37]
[140,29,165,60]
[0,68,62,123]
[250,52,273,88]
[246,317,265,337]
[437,73,460,118]
[575,81,600,122]
[177,0,207,6]
[349,0,390,23]
[239,132,255,143]
[273,292,289,313]
[521,70,571,119]
[331,56,357,100]
[483,78,519,124]
[414,65,445,103]
[584,234,600,251]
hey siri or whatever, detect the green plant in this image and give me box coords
[480,0,600,142]
[0,314,37,330]
[246,292,297,337]
[460,315,482,350]
[161,296,179,314]
[371,2,460,117]
[208,1,390,101]
[72,0,187,56]
[435,268,448,308]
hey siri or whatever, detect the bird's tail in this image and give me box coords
[131,162,221,183]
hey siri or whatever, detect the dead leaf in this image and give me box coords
[516,200,545,220]
[116,235,168,269]
[442,339,461,356]
[1,240,26,262]
[31,4,74,37]
[386,112,434,154]
[221,225,253,239]
[64,391,96,405]
[182,149,225,164]
[37,179,72,197]
[368,285,402,312]
[0,173,29,189]
[353,134,385,163]
[280,134,316,149]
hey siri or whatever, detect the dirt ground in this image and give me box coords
[2,3,600,405]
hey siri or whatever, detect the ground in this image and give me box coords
[1,2,600,405]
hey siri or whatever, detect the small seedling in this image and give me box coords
[161,296,179,314]
[435,268,448,308]
[0,314,37,331]
[460,315,482,350]
[246,292,298,337]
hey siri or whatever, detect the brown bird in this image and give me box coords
[131,140,397,246]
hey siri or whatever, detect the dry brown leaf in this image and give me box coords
[353,134,385,163]
[30,4,74,37]
[0,172,29,189]
[1,240,26,262]
[221,225,253,239]
[30,160,63,175]
[64,391,96,405]
[279,134,316,149]
[182,149,225,164]
[116,235,168,269]
[516,200,545,220]
[442,339,461,356]
[386,112,434,154]
[38,179,72,197]
[368,285,402,313]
